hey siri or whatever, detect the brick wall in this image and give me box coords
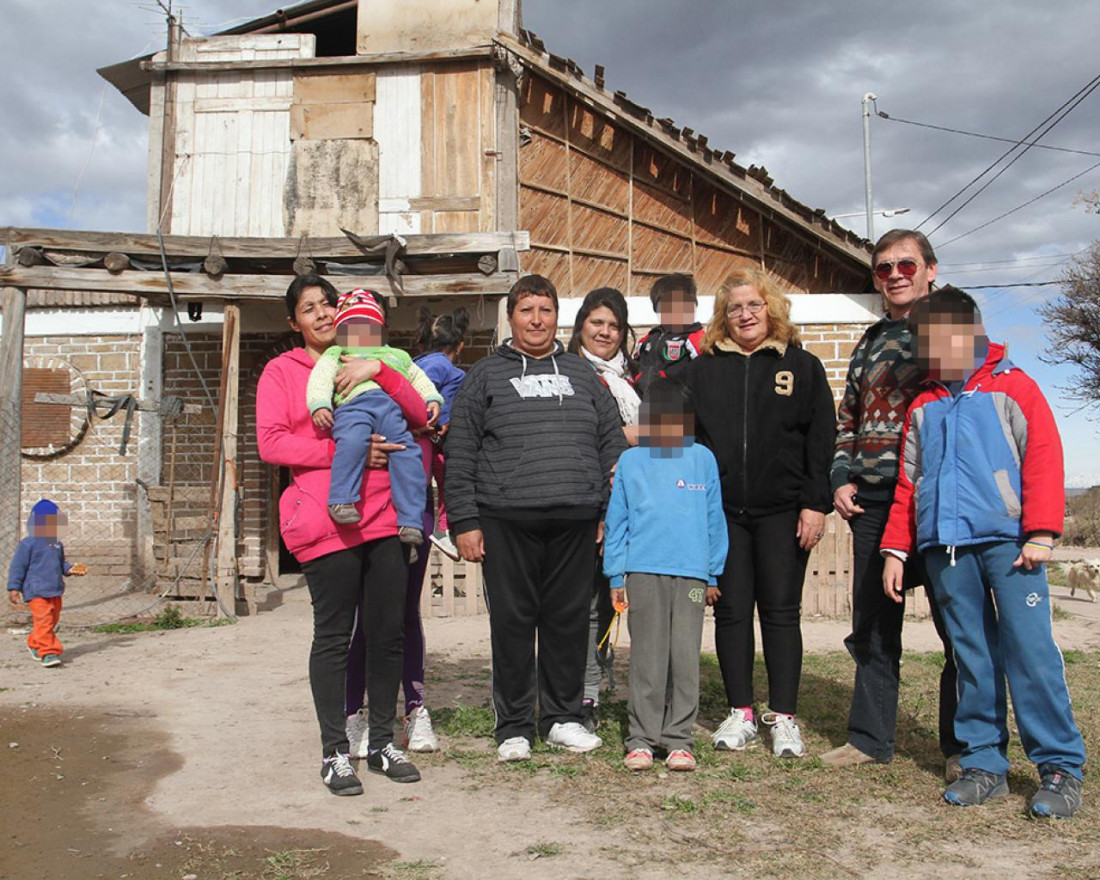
[18,334,144,580]
[161,331,293,581]
[799,323,867,401]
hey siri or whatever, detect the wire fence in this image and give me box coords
[3,351,216,630]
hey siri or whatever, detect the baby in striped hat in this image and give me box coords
[306,289,443,558]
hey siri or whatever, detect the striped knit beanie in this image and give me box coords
[334,289,386,329]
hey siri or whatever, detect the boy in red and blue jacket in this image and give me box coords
[881,287,1085,819]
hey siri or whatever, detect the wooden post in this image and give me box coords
[136,326,164,590]
[215,303,241,616]
[0,287,26,569]
[157,16,182,233]
[264,464,281,585]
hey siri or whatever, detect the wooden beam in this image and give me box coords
[0,227,530,259]
[104,252,132,274]
[215,303,241,617]
[33,392,202,416]
[0,265,521,300]
[142,46,493,74]
[0,287,26,572]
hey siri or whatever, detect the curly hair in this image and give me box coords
[700,267,801,353]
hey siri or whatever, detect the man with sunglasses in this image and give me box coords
[822,229,962,778]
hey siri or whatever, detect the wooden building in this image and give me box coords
[2,0,908,620]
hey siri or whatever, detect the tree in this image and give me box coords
[1040,241,1100,407]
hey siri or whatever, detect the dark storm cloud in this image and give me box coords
[523,0,1100,268]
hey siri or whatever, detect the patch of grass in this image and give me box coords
[1051,601,1073,621]
[525,841,564,859]
[262,848,328,880]
[92,606,235,634]
[430,648,1100,877]
[432,704,495,738]
[384,859,444,880]
[661,793,700,814]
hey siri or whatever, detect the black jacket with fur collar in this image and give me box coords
[679,340,836,517]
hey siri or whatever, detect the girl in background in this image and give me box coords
[414,306,470,560]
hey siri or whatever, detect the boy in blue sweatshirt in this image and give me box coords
[604,381,727,772]
[7,499,86,667]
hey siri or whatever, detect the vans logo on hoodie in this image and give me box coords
[509,374,576,399]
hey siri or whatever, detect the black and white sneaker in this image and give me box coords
[320,751,363,796]
[366,743,422,783]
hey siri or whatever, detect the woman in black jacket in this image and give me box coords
[680,267,835,760]
[446,275,627,762]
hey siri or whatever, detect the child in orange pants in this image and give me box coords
[7,499,85,667]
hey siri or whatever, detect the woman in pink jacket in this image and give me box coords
[257,275,429,795]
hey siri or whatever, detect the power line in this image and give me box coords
[940,253,1079,267]
[876,112,1100,158]
[964,281,1063,289]
[945,262,1070,276]
[937,158,1100,248]
[924,76,1100,237]
[914,70,1100,233]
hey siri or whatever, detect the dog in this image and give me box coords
[1066,559,1100,603]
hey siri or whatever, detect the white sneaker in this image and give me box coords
[345,709,370,759]
[712,708,758,751]
[429,529,461,561]
[546,721,603,753]
[404,705,440,753]
[763,712,805,758]
[497,736,532,762]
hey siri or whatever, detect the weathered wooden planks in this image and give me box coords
[0,264,520,300]
[1,227,529,258]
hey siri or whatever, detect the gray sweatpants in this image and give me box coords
[624,573,707,753]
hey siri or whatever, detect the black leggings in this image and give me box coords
[301,537,407,757]
[713,509,809,715]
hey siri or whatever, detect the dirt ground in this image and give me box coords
[3,571,1100,880]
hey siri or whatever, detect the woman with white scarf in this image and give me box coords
[568,287,641,731]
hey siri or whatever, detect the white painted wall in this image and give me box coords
[556,293,884,328]
[375,66,423,236]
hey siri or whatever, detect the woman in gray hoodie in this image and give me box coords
[446,274,627,762]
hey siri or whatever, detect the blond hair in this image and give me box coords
[701,267,802,353]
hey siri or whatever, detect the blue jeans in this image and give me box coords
[925,541,1086,779]
[329,391,425,531]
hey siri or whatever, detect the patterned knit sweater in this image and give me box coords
[830,317,924,502]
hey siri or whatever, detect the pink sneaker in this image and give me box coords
[665,749,697,772]
[623,748,654,771]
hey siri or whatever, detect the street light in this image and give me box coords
[831,208,911,220]
[862,92,876,240]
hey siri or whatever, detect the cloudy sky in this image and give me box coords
[2,0,1099,482]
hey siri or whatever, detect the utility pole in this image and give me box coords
[862,92,877,242]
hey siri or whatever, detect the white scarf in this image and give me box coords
[581,347,640,427]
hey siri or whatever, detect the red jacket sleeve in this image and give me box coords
[880,397,924,554]
[374,363,429,430]
[1012,373,1065,536]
